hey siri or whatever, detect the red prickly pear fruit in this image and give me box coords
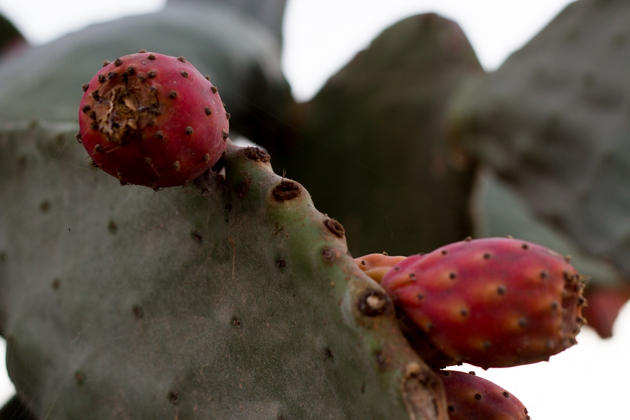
[354,253,406,283]
[78,51,229,188]
[439,370,531,420]
[381,237,586,368]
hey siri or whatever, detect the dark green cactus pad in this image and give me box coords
[0,122,447,419]
[449,0,630,278]
[264,14,482,257]
[0,2,293,144]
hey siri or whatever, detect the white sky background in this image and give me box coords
[1,0,627,419]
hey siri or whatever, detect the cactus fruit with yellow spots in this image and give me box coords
[380,237,586,368]
[78,51,230,188]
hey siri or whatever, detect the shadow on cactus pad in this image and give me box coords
[264,13,483,258]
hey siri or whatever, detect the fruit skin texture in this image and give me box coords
[78,51,229,188]
[381,237,585,368]
[439,370,530,420]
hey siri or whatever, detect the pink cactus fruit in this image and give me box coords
[439,370,531,420]
[354,253,406,283]
[78,51,230,188]
[381,237,586,368]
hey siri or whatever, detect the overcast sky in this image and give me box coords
[1,1,627,419]
[0,0,576,100]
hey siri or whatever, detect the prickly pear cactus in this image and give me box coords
[0,1,293,144]
[449,0,630,280]
[0,122,448,419]
[263,14,482,257]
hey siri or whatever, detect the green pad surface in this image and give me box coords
[0,122,446,419]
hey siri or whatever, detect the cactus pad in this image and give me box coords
[0,121,448,419]
[449,0,630,280]
[265,14,482,257]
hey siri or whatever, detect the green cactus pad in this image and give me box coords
[449,0,630,279]
[0,2,293,144]
[264,14,482,257]
[0,122,447,419]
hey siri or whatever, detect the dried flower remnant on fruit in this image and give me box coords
[78,52,229,188]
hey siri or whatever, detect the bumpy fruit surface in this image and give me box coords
[381,237,585,368]
[439,370,530,420]
[78,51,229,188]
[354,253,406,283]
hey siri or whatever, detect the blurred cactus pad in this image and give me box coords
[265,14,483,257]
[450,0,630,280]
[168,0,288,43]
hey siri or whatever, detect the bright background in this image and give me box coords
[0,1,627,419]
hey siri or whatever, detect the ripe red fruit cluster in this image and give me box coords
[350,237,587,417]
[78,51,230,188]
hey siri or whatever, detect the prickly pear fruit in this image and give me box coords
[439,370,530,420]
[78,51,229,188]
[354,253,406,283]
[381,237,586,368]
